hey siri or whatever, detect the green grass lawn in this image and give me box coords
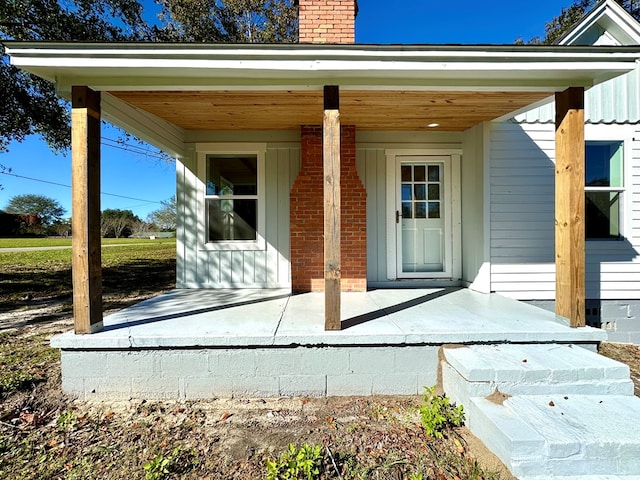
[0,237,175,248]
[0,241,176,311]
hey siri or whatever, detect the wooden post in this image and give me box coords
[324,85,341,330]
[71,86,103,334]
[555,87,585,327]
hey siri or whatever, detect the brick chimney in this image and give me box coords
[290,1,366,294]
[297,0,357,44]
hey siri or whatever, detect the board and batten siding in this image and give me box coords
[356,148,388,283]
[177,145,300,288]
[490,122,640,300]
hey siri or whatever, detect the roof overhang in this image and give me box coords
[6,43,640,92]
[5,42,640,155]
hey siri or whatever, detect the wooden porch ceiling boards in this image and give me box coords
[110,90,552,131]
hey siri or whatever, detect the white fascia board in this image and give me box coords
[6,43,640,91]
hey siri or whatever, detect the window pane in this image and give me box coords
[414,184,426,200]
[414,165,426,182]
[415,202,427,218]
[586,141,623,188]
[428,184,440,200]
[401,165,412,182]
[402,184,413,201]
[428,165,440,182]
[402,202,413,219]
[428,202,440,219]
[208,199,257,241]
[586,191,620,239]
[207,156,257,195]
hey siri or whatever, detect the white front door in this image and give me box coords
[396,156,452,278]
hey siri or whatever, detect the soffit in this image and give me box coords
[110,90,553,131]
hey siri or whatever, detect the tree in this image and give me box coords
[4,194,65,227]
[519,0,640,45]
[0,0,152,153]
[157,0,298,43]
[147,196,177,231]
[101,209,140,238]
[0,0,297,157]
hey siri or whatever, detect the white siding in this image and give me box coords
[357,148,387,283]
[177,143,299,289]
[461,123,490,291]
[490,122,640,300]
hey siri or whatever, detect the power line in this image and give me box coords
[101,137,170,161]
[0,171,164,204]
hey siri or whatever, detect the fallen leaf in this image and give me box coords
[19,412,36,425]
[219,412,232,422]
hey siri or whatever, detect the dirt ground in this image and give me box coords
[1,305,638,479]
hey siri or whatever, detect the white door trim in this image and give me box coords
[385,149,462,281]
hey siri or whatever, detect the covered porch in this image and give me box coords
[51,288,606,400]
[7,43,640,335]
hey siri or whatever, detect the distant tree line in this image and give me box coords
[1,193,176,238]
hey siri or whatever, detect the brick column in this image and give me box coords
[290,125,366,292]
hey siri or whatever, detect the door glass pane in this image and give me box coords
[402,202,413,219]
[414,165,426,182]
[401,165,412,182]
[415,202,427,219]
[428,165,440,182]
[414,184,426,200]
[428,184,440,200]
[402,184,412,201]
[428,202,440,219]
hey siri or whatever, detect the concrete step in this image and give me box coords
[442,344,633,406]
[465,394,640,478]
[441,344,640,479]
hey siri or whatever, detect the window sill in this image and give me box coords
[199,240,265,252]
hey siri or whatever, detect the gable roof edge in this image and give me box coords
[557,0,640,46]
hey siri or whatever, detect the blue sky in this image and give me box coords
[0,0,573,220]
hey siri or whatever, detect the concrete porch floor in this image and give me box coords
[53,287,606,350]
[51,288,608,400]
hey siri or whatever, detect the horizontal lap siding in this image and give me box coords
[490,122,640,300]
[490,122,557,299]
[178,146,299,288]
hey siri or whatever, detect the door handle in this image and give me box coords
[396,210,402,224]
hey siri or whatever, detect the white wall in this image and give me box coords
[461,123,490,292]
[176,133,300,289]
[489,122,640,300]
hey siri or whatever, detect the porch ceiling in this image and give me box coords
[110,89,553,131]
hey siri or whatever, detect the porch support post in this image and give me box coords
[555,87,585,327]
[71,86,103,334]
[324,85,341,330]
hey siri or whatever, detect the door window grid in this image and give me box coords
[401,164,441,220]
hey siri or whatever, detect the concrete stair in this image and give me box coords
[441,344,640,479]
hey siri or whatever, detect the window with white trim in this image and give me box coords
[205,154,258,242]
[585,141,624,240]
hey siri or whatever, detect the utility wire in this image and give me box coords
[0,171,164,204]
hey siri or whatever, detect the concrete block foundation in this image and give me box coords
[60,345,439,400]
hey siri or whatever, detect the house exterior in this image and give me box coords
[4,0,640,339]
[496,0,640,343]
